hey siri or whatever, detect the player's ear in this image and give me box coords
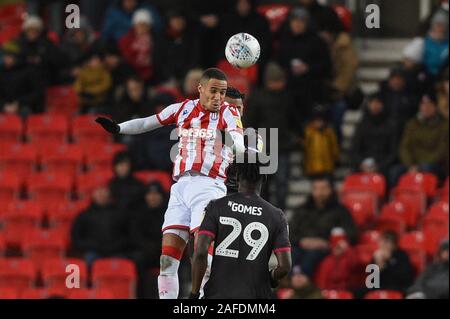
[198,83,202,95]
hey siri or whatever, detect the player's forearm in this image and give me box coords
[191,252,208,294]
[118,115,162,134]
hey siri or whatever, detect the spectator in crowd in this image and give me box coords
[128,93,177,172]
[119,9,157,83]
[188,0,228,67]
[277,8,332,122]
[26,0,65,36]
[102,43,135,95]
[351,93,398,177]
[182,68,203,100]
[221,0,272,68]
[407,239,449,299]
[401,46,433,98]
[379,67,419,135]
[437,67,449,118]
[295,0,343,33]
[60,17,101,83]
[244,62,296,210]
[287,266,324,299]
[403,12,448,78]
[71,185,131,267]
[154,8,201,84]
[74,50,112,113]
[390,92,449,186]
[112,76,149,123]
[290,175,358,278]
[102,0,162,43]
[0,43,44,115]
[319,26,359,140]
[314,228,361,291]
[370,231,415,294]
[302,105,339,177]
[109,151,146,211]
[128,182,167,299]
[17,15,65,85]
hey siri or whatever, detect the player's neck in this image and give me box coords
[238,182,261,196]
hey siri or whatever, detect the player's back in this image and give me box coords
[201,192,290,299]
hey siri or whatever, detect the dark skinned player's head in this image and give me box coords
[225,86,245,115]
[198,68,227,113]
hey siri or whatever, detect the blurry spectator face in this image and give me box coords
[290,18,307,35]
[237,0,252,16]
[266,80,286,92]
[291,273,309,289]
[104,53,120,69]
[122,0,137,12]
[311,117,326,130]
[92,186,111,206]
[134,22,150,35]
[368,98,384,115]
[431,22,447,40]
[311,179,332,206]
[25,27,41,42]
[419,96,437,119]
[169,16,186,33]
[388,75,405,91]
[145,190,164,208]
[379,235,396,253]
[440,248,449,262]
[2,54,16,68]
[74,30,87,44]
[126,78,144,102]
[319,31,334,45]
[88,55,102,68]
[184,70,203,96]
[114,159,131,178]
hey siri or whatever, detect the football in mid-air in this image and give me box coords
[225,32,261,69]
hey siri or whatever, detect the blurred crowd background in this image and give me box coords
[0,0,448,299]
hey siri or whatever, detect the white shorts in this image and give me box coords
[162,173,227,234]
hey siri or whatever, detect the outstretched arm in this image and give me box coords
[96,116,162,135]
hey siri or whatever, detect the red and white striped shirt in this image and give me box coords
[156,99,243,182]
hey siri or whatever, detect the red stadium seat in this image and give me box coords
[375,214,406,236]
[68,288,115,299]
[399,231,427,275]
[1,201,43,247]
[76,170,113,200]
[217,59,259,86]
[342,173,386,199]
[27,173,73,209]
[134,170,173,193]
[0,258,36,294]
[45,85,79,116]
[332,5,353,32]
[322,290,354,299]
[0,143,38,180]
[92,258,137,299]
[40,144,84,177]
[72,114,112,147]
[364,290,403,299]
[0,114,23,144]
[256,4,291,33]
[391,188,427,216]
[0,288,19,299]
[20,288,48,299]
[41,258,88,292]
[26,114,69,144]
[84,143,127,172]
[359,230,381,246]
[379,200,418,229]
[0,171,21,203]
[437,178,449,203]
[276,288,294,299]
[341,192,377,228]
[422,202,449,256]
[22,229,67,271]
[397,173,438,198]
